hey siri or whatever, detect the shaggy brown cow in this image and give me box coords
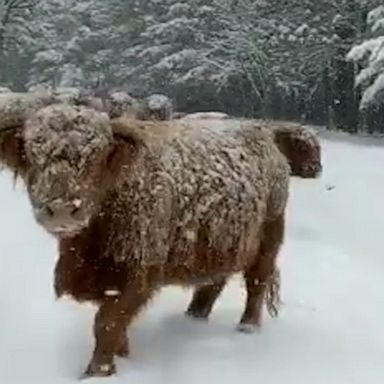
[105,91,137,118]
[137,93,173,121]
[0,94,291,378]
[80,90,173,121]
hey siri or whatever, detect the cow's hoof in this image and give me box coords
[185,308,209,321]
[236,322,260,334]
[115,344,129,358]
[81,362,116,379]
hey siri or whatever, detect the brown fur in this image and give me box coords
[0,97,290,378]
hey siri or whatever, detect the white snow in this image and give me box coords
[182,112,229,120]
[368,5,384,31]
[1,133,384,383]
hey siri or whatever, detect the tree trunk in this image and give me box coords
[331,13,359,133]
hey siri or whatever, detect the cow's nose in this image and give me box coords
[37,200,85,223]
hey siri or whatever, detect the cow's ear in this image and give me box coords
[103,118,144,182]
[0,127,28,179]
[0,91,54,179]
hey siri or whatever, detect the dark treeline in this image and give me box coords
[0,0,383,133]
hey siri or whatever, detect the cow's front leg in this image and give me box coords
[83,284,154,378]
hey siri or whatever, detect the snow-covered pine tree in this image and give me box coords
[127,1,231,107]
[0,0,42,89]
[347,5,384,108]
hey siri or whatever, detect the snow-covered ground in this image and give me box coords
[1,133,384,384]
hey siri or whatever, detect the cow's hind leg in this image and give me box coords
[237,214,284,333]
[186,279,227,320]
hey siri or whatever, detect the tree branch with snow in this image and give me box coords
[347,5,384,108]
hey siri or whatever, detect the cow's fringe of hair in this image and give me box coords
[265,267,281,318]
[0,130,23,185]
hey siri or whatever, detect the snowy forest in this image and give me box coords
[2,2,384,383]
[1,0,384,133]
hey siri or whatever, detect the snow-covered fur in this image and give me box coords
[174,114,321,178]
[44,87,107,113]
[104,92,173,121]
[51,87,84,104]
[0,90,102,176]
[0,95,290,378]
[0,91,56,131]
[183,117,322,179]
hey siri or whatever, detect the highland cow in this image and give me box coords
[0,93,293,378]
[260,120,322,178]
[74,90,172,122]
[30,87,134,118]
[105,91,137,118]
[44,86,107,113]
[138,93,173,121]
[51,87,84,104]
